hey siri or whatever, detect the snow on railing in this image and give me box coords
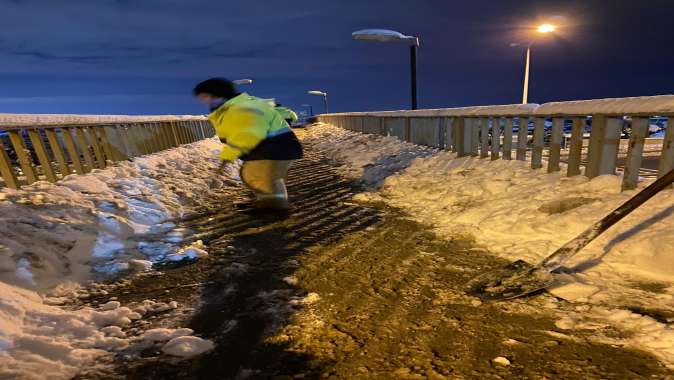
[0,116,214,189]
[317,95,674,192]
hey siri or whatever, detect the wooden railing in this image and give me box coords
[0,119,214,189]
[317,95,674,191]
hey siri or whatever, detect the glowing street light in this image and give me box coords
[537,24,556,33]
[233,79,253,85]
[308,90,328,114]
[517,23,557,104]
[352,29,420,110]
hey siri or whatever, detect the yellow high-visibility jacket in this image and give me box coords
[208,93,290,162]
[275,106,298,123]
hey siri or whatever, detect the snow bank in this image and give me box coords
[0,137,235,290]
[305,123,674,366]
[0,113,205,126]
[0,282,129,379]
[302,124,435,186]
[0,136,228,377]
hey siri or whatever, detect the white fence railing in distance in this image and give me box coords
[317,95,674,191]
[0,119,215,189]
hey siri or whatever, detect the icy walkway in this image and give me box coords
[73,144,671,379]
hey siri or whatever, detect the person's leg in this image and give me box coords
[240,160,292,209]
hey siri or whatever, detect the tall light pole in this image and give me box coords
[308,90,328,114]
[352,29,420,110]
[518,23,556,104]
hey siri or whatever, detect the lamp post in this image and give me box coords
[307,90,328,114]
[232,79,253,85]
[516,23,556,104]
[352,29,420,110]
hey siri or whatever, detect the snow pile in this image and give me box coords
[306,123,674,366]
[0,282,130,379]
[0,282,213,379]
[0,113,205,126]
[0,137,235,289]
[161,336,214,358]
[302,123,435,186]
[138,328,214,358]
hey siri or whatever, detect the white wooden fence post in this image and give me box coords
[531,117,545,169]
[658,117,674,178]
[491,116,500,160]
[547,117,564,173]
[516,116,528,161]
[566,117,584,177]
[502,118,513,160]
[480,117,489,158]
[622,117,649,190]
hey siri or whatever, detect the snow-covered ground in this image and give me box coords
[0,136,231,378]
[304,123,674,368]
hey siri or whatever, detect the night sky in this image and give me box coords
[1,0,673,115]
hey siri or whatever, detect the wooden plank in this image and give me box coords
[8,131,38,184]
[86,127,107,168]
[454,118,466,156]
[45,129,70,177]
[404,117,411,142]
[491,117,500,160]
[75,127,96,172]
[137,125,152,154]
[547,118,564,173]
[157,123,170,151]
[177,122,189,145]
[567,117,584,177]
[146,124,160,153]
[585,115,606,178]
[516,116,528,161]
[531,117,545,169]
[169,122,181,147]
[444,117,454,151]
[658,117,674,177]
[97,127,119,161]
[0,138,19,189]
[622,117,649,190]
[470,118,480,156]
[480,118,489,158]
[502,118,513,160]
[183,122,194,143]
[158,123,170,149]
[27,129,57,182]
[62,128,85,174]
[116,124,135,158]
[586,117,621,178]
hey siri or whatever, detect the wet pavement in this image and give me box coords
[75,145,673,380]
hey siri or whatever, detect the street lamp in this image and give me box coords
[233,79,253,85]
[307,90,328,114]
[352,29,420,110]
[301,104,314,116]
[517,23,556,104]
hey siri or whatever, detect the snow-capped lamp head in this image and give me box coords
[193,78,240,110]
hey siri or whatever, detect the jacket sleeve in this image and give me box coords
[217,107,268,161]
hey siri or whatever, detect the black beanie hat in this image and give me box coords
[193,78,238,99]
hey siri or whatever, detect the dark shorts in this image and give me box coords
[241,131,304,161]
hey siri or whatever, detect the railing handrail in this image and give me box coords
[319,94,674,118]
[0,118,206,131]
